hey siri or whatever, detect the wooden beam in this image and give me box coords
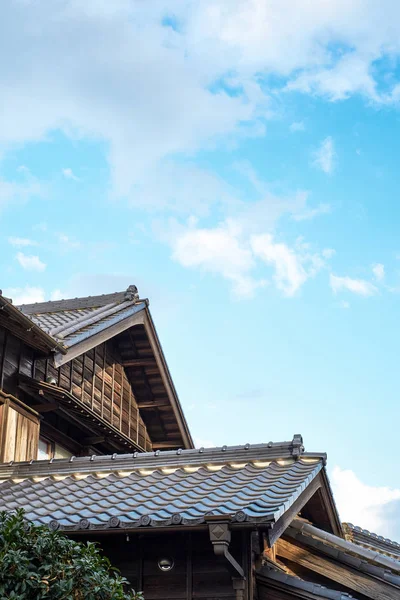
[152,440,183,449]
[267,474,322,547]
[137,399,170,409]
[32,402,59,413]
[122,358,157,368]
[276,537,399,600]
[83,435,105,446]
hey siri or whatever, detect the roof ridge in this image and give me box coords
[290,520,400,573]
[18,285,140,314]
[344,522,400,548]
[0,439,326,480]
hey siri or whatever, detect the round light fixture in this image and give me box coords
[158,557,174,572]
[46,376,57,385]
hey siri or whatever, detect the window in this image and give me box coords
[38,437,52,460]
[37,437,72,460]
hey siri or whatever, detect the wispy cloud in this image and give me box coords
[8,236,37,247]
[58,233,81,249]
[15,252,46,272]
[3,286,45,305]
[171,219,263,299]
[290,121,305,132]
[292,203,331,221]
[62,168,79,181]
[169,217,332,299]
[312,136,336,174]
[330,273,377,296]
[332,466,400,537]
[372,263,385,281]
[251,234,329,297]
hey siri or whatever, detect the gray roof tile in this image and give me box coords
[17,286,145,350]
[0,440,324,532]
[343,522,400,559]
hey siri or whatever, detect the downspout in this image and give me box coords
[206,518,246,600]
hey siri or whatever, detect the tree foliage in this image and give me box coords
[0,510,143,600]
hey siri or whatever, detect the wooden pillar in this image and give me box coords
[186,533,192,600]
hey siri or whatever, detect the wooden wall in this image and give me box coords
[34,339,152,452]
[0,324,152,455]
[93,530,248,600]
[0,392,39,462]
[0,327,35,398]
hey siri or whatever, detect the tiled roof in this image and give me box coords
[287,520,400,580]
[17,286,145,350]
[0,437,325,532]
[343,522,400,560]
[257,566,354,600]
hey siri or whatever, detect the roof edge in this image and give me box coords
[0,295,65,354]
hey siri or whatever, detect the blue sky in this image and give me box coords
[1,1,400,538]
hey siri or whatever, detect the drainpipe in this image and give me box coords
[206,518,246,600]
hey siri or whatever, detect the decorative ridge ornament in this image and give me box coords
[124,285,139,302]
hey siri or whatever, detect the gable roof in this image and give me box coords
[15,286,193,450]
[17,285,145,358]
[0,293,65,355]
[257,565,354,600]
[0,436,337,534]
[287,519,400,577]
[343,522,400,561]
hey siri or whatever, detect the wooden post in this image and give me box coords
[0,330,8,390]
[186,533,193,600]
[101,344,106,419]
[91,347,96,410]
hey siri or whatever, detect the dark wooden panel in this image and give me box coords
[97,530,241,600]
[32,339,152,452]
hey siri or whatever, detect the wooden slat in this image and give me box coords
[32,402,59,413]
[152,441,185,449]
[123,358,157,368]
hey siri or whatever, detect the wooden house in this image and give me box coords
[0,287,399,600]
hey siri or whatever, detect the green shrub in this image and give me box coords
[0,510,143,599]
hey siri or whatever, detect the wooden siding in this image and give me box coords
[0,327,35,398]
[89,530,247,600]
[34,339,152,452]
[0,392,39,462]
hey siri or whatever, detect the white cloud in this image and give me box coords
[251,234,307,296]
[322,248,336,259]
[62,167,79,181]
[170,216,331,298]
[50,289,64,301]
[171,219,262,298]
[292,203,331,221]
[8,237,37,247]
[331,466,400,537]
[33,222,47,232]
[3,2,400,198]
[3,286,45,305]
[330,273,377,296]
[0,176,44,212]
[58,234,81,249]
[15,252,46,272]
[372,263,385,281]
[290,121,305,132]
[312,136,336,174]
[251,234,329,296]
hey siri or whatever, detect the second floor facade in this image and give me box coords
[0,285,193,462]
